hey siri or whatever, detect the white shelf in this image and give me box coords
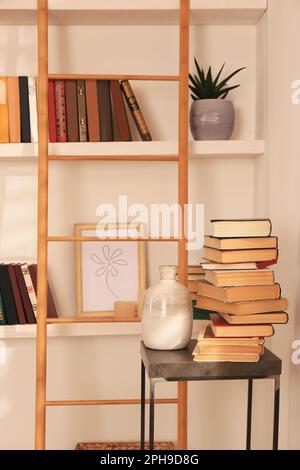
[0,140,264,160]
[0,1,267,25]
[0,320,205,339]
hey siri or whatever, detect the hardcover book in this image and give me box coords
[7,77,21,143]
[0,76,10,143]
[19,76,31,143]
[85,79,100,142]
[98,80,113,141]
[28,76,38,143]
[48,79,57,142]
[120,80,152,141]
[0,264,19,324]
[110,80,132,141]
[210,219,272,238]
[55,80,67,142]
[65,79,79,142]
[77,80,87,142]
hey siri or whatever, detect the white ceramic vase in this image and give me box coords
[141,265,193,350]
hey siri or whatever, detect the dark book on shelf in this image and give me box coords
[77,80,88,142]
[19,76,31,143]
[13,264,36,324]
[85,79,100,142]
[8,264,27,324]
[28,264,58,319]
[110,80,132,141]
[65,79,79,142]
[97,80,113,142]
[0,264,19,324]
[121,80,152,141]
[55,80,67,142]
[0,292,6,325]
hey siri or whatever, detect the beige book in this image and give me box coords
[197,295,288,316]
[197,280,281,302]
[193,354,260,363]
[204,236,278,251]
[219,311,288,325]
[197,325,265,346]
[204,247,278,264]
[206,269,275,287]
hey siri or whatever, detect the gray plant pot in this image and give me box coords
[189,99,235,141]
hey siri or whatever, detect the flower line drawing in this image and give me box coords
[90,245,128,298]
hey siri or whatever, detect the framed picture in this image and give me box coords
[75,223,146,319]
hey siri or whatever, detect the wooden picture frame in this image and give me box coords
[75,223,146,320]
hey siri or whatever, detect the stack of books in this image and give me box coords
[193,219,288,363]
[0,263,57,325]
[0,76,151,143]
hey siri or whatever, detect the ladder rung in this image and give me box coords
[48,74,180,82]
[46,399,178,407]
[47,317,140,324]
[47,237,180,243]
[48,155,179,162]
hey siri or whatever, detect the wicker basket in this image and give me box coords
[75,441,175,450]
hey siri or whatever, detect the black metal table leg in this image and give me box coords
[140,361,146,450]
[273,376,280,450]
[149,380,155,451]
[246,379,253,450]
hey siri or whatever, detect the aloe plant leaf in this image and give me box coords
[218,84,240,98]
[191,94,199,101]
[213,62,226,87]
[194,57,205,82]
[216,67,246,91]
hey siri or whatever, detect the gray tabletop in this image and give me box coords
[140,340,282,380]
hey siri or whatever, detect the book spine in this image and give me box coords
[0,265,19,324]
[55,80,67,142]
[0,291,6,325]
[21,264,37,319]
[8,264,27,324]
[14,265,36,324]
[110,80,132,142]
[48,79,57,142]
[0,76,10,143]
[28,76,38,143]
[65,79,79,142]
[28,264,58,319]
[121,80,152,141]
[19,76,31,143]
[77,80,88,142]
[97,80,113,142]
[7,77,21,143]
[85,79,100,142]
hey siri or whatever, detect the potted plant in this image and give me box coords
[189,59,246,140]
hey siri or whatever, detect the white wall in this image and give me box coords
[1,5,296,449]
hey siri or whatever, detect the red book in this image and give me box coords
[28,264,58,318]
[13,264,36,324]
[48,79,57,142]
[8,264,27,324]
[55,80,67,142]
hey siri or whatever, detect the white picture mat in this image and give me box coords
[81,229,139,312]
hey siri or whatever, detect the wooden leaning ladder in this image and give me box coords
[35,0,190,450]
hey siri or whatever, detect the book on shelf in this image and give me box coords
[193,353,261,363]
[0,263,57,325]
[110,80,132,142]
[7,77,21,143]
[77,80,88,142]
[65,79,79,142]
[85,79,100,142]
[55,80,67,143]
[98,79,113,142]
[203,247,278,264]
[196,325,265,346]
[0,75,151,144]
[120,80,152,141]
[0,76,10,143]
[19,76,31,143]
[193,342,264,356]
[28,76,38,143]
[210,219,272,238]
[201,261,258,271]
[205,269,275,287]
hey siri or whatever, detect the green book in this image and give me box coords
[0,291,7,325]
[193,301,215,321]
